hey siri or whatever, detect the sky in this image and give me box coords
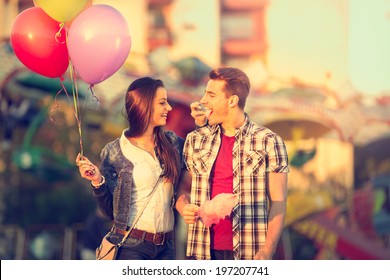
[267,0,390,96]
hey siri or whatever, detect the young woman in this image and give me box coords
[76,77,185,260]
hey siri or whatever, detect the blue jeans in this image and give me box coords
[211,249,234,260]
[108,232,175,260]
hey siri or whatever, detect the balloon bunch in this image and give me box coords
[10,0,132,155]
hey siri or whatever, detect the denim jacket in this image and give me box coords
[92,130,185,231]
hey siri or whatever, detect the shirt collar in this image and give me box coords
[208,113,252,137]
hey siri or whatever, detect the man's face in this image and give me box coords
[200,79,230,126]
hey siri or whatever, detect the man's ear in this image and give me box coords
[229,95,239,107]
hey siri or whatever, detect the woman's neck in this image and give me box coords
[128,136,156,159]
[127,125,154,142]
[129,133,154,146]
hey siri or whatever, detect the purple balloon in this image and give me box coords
[67,4,131,85]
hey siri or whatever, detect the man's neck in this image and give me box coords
[221,111,245,136]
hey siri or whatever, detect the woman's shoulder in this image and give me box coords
[103,137,120,150]
[165,130,184,141]
[100,137,121,158]
[164,130,185,148]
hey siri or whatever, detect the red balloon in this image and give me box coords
[10,7,69,78]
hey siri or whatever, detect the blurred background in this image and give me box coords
[1,0,390,260]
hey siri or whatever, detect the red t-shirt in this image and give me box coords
[210,133,234,250]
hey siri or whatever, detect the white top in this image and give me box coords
[119,131,174,233]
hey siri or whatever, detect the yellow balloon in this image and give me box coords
[34,0,89,23]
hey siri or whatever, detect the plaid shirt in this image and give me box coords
[183,114,289,260]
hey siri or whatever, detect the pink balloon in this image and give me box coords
[67,5,131,85]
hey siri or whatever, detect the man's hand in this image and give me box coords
[254,248,273,260]
[176,170,198,224]
[190,102,207,126]
[181,203,200,224]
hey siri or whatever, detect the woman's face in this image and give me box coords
[150,87,172,128]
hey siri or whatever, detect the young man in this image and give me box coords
[176,67,289,260]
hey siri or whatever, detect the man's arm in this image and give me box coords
[254,172,288,260]
[176,169,199,224]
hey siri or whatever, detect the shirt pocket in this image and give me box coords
[192,149,212,175]
[242,150,266,176]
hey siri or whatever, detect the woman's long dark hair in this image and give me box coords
[124,77,180,183]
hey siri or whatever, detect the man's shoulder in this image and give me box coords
[186,126,214,139]
[246,121,280,138]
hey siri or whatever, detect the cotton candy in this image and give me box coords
[198,193,238,227]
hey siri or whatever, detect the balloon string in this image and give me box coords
[64,25,84,157]
[55,23,66,44]
[89,85,100,110]
[69,63,84,157]
[49,77,66,123]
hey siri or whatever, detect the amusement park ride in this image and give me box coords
[1,38,390,260]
